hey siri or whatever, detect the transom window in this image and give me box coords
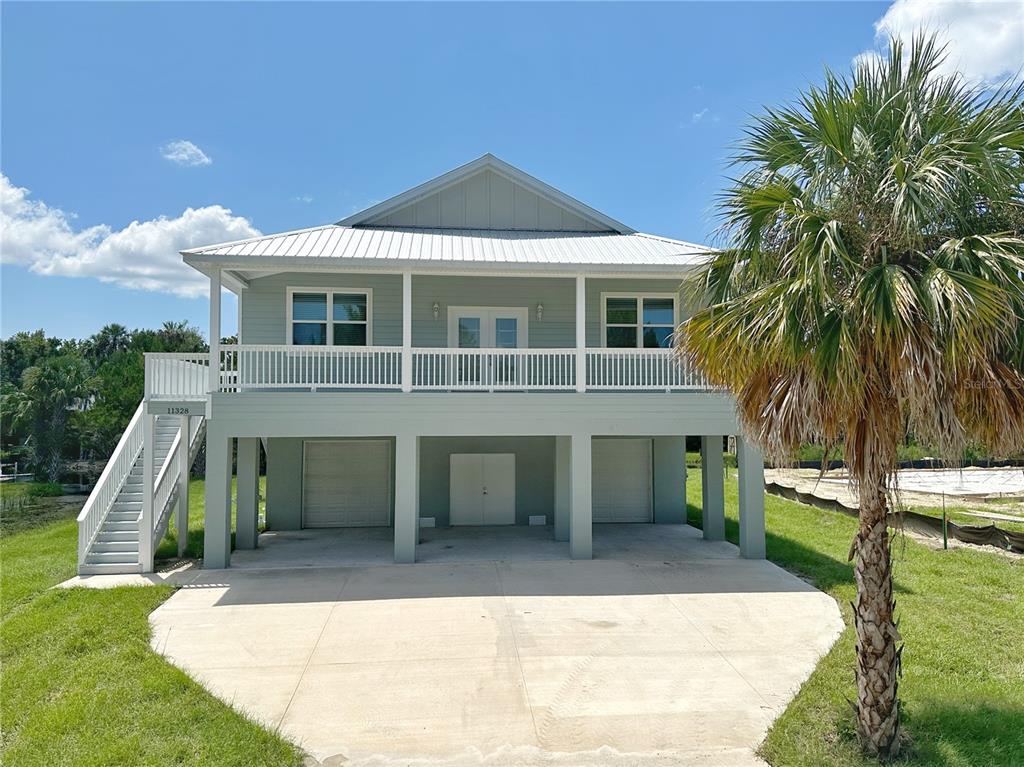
[603,294,677,348]
[288,288,370,346]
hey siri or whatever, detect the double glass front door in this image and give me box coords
[447,308,528,387]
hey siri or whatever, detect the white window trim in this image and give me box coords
[599,292,678,349]
[446,306,529,348]
[286,286,373,346]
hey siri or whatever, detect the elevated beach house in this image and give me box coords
[76,155,766,574]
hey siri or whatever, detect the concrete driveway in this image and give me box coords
[150,525,843,766]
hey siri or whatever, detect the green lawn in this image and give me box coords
[3,472,1021,766]
[155,477,266,560]
[0,480,303,767]
[688,467,1024,767]
[907,503,1024,534]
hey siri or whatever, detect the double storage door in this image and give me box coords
[449,453,516,525]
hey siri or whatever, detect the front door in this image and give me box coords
[449,453,516,525]
[448,307,528,386]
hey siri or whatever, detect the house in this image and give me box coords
[75,154,766,574]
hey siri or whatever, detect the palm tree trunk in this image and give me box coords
[852,472,903,757]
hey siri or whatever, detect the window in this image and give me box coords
[603,294,676,348]
[289,288,370,346]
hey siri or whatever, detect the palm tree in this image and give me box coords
[680,36,1024,757]
[7,354,93,482]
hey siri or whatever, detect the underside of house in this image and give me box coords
[76,154,766,574]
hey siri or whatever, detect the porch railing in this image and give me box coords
[144,354,209,400]
[412,348,576,391]
[586,348,709,390]
[219,344,403,391]
[144,346,711,397]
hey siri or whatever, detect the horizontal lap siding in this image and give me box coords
[240,273,691,348]
[412,275,575,347]
[240,272,403,345]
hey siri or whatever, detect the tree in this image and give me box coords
[0,330,62,388]
[680,36,1024,758]
[84,323,131,365]
[7,354,93,482]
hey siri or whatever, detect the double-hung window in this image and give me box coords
[289,288,370,346]
[603,294,677,348]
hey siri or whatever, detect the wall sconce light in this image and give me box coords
[536,303,544,321]
[432,301,440,320]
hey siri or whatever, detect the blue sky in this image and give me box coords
[2,1,1018,340]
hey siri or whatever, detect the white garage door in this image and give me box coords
[592,438,653,523]
[302,440,392,528]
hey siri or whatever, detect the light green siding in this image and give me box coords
[411,276,575,347]
[240,272,403,345]
[265,437,303,530]
[240,272,690,349]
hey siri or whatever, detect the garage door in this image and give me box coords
[592,438,653,523]
[302,440,392,528]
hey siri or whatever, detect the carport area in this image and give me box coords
[151,526,843,766]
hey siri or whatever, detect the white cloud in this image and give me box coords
[0,174,260,297]
[860,0,1024,83]
[691,108,709,123]
[293,194,314,204]
[161,139,212,167]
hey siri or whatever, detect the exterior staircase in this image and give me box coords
[77,405,205,575]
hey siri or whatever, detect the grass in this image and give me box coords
[155,476,266,561]
[4,469,1021,766]
[687,467,1024,767]
[0,478,303,767]
[906,503,1024,534]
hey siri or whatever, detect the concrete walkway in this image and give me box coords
[150,525,843,766]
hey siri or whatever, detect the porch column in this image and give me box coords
[653,436,686,524]
[209,269,221,395]
[554,436,570,542]
[235,437,260,550]
[402,272,413,393]
[700,435,726,541]
[575,276,586,392]
[737,435,766,559]
[394,433,419,563]
[140,412,156,573]
[203,425,233,568]
[175,415,190,557]
[569,433,592,559]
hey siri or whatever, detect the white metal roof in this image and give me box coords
[181,155,713,283]
[182,225,709,269]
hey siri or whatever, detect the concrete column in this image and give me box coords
[575,276,586,392]
[175,415,191,557]
[653,436,686,524]
[554,436,571,541]
[140,413,155,573]
[700,435,726,541]
[235,437,260,550]
[209,269,221,395]
[569,433,592,559]
[394,433,419,563]
[203,427,233,569]
[737,435,766,559]
[401,272,413,393]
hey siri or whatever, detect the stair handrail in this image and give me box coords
[77,401,146,565]
[151,416,206,550]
